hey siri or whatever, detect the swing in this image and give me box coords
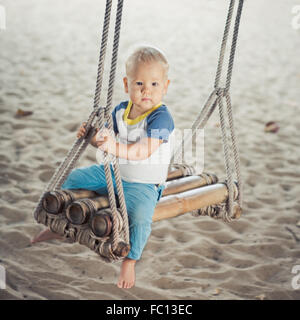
[33,0,245,263]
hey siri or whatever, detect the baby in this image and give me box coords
[32,45,174,289]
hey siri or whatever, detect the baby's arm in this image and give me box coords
[96,129,162,160]
[115,137,163,160]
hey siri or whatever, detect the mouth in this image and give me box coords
[142,98,151,101]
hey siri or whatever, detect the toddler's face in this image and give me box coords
[123,61,170,111]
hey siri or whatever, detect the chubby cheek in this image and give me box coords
[153,91,163,101]
[129,88,141,101]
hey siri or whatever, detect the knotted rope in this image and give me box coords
[94,0,130,252]
[33,0,129,262]
[170,0,244,222]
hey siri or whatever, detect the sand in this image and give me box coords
[0,0,300,300]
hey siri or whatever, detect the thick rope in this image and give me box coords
[225,0,244,91]
[33,0,129,261]
[171,0,244,222]
[214,0,235,89]
[97,108,121,252]
[217,93,235,222]
[105,0,124,118]
[93,0,113,110]
[96,0,130,248]
[215,0,244,220]
[225,93,243,207]
[90,0,125,252]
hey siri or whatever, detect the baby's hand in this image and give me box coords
[77,122,87,139]
[96,128,116,154]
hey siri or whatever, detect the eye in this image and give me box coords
[136,81,143,86]
[152,82,159,87]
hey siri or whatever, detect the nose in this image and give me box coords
[142,84,151,95]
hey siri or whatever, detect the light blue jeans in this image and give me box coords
[62,164,164,260]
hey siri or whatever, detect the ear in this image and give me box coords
[163,79,170,95]
[123,77,129,93]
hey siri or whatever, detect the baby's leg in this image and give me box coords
[62,164,111,194]
[118,258,137,289]
[117,183,158,289]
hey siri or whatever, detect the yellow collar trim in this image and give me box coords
[123,100,163,125]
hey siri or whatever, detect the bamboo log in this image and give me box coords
[42,189,98,214]
[153,183,238,222]
[91,208,123,238]
[167,164,195,181]
[65,196,110,225]
[90,210,113,237]
[163,173,218,196]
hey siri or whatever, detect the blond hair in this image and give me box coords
[125,45,169,78]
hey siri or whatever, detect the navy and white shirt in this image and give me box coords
[111,100,175,184]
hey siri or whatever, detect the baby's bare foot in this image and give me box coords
[117,258,136,289]
[31,228,63,244]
